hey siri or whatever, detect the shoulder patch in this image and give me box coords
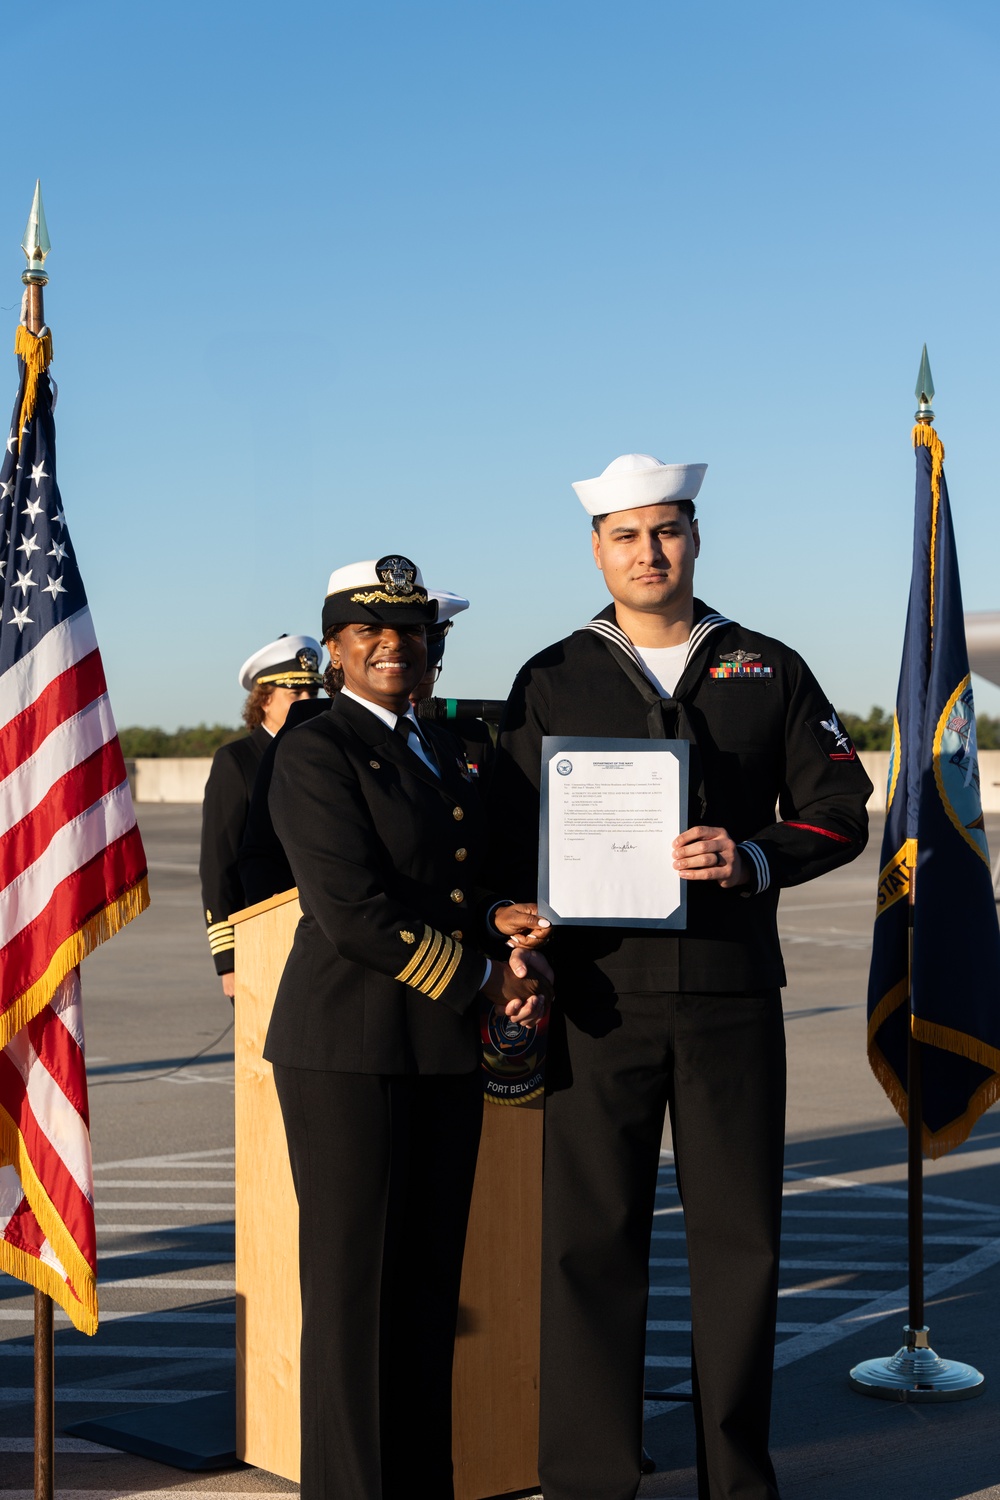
[808,708,857,761]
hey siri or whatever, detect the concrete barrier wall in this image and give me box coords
[129,758,214,804]
[857,751,1000,813]
[127,750,1000,812]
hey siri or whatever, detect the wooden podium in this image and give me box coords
[232,889,543,1498]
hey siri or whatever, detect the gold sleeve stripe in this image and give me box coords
[428,942,463,1000]
[207,921,234,937]
[408,929,447,990]
[396,927,434,984]
[421,936,458,994]
[394,924,465,1000]
[209,936,235,953]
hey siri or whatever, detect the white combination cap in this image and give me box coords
[239,635,324,692]
[428,590,470,624]
[572,453,707,517]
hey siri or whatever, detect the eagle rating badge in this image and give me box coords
[808,708,857,762]
[479,1001,548,1105]
[710,649,773,680]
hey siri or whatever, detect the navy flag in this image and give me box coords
[867,422,1000,1156]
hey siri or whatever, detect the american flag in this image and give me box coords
[0,323,149,1333]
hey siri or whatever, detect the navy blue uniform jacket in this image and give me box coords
[263,695,495,1075]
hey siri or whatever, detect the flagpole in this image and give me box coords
[849,353,984,1402]
[20,179,55,1500]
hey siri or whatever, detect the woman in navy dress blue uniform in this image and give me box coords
[263,556,550,1500]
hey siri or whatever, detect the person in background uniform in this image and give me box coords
[410,590,495,783]
[263,555,551,1500]
[238,587,491,906]
[199,634,323,997]
[489,454,873,1500]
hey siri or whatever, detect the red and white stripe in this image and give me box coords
[0,971,96,1323]
[0,605,146,1026]
[1,604,148,1332]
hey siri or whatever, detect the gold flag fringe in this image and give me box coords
[913,422,944,634]
[0,878,149,1053]
[13,322,53,443]
[868,1001,1000,1159]
[0,1101,98,1334]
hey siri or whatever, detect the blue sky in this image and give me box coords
[5,0,1000,727]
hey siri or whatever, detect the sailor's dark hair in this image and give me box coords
[592,499,696,532]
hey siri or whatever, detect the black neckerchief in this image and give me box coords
[582,599,735,819]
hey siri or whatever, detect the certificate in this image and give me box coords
[537,736,688,928]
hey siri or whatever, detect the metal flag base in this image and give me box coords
[850,1325,985,1403]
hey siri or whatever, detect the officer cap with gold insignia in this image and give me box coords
[322,555,439,635]
[238,634,324,692]
[572,453,707,516]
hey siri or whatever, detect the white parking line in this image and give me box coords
[93,1203,234,1211]
[96,1224,234,1235]
[0,1310,235,1324]
[93,1148,235,1170]
[88,1277,236,1291]
[0,1345,234,1360]
[91,1180,235,1188]
[0,1387,226,1404]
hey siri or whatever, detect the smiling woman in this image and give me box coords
[262,553,552,1500]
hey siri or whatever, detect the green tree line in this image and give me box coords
[118,724,243,758]
[119,709,1000,758]
[839,707,1000,751]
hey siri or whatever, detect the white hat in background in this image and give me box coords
[428,590,470,624]
[239,635,324,692]
[572,453,707,517]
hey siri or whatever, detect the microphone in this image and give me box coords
[416,697,507,725]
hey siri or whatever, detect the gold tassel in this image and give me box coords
[913,423,944,632]
[13,322,53,443]
[0,878,150,1052]
[0,1104,98,1334]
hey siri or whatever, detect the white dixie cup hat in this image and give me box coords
[571,453,707,517]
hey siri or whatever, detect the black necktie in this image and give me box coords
[395,714,438,775]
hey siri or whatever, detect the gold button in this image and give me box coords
[455,847,467,862]
[452,806,464,821]
[450,888,464,904]
[370,759,380,769]
[451,929,463,940]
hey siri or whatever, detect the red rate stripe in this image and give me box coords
[0,650,106,780]
[0,741,128,885]
[783,821,851,844]
[0,829,147,1009]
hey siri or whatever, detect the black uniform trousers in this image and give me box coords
[272,1065,483,1500]
[538,989,785,1500]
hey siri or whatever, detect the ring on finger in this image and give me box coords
[714,850,724,866]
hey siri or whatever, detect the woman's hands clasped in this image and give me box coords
[481,947,553,1029]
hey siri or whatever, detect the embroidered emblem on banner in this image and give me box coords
[710,650,773,680]
[808,708,857,762]
[479,1001,549,1106]
[934,678,989,863]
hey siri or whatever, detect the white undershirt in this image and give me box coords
[634,641,689,699]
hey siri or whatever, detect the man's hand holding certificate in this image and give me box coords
[537,736,689,928]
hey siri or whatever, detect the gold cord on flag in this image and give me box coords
[13,321,53,442]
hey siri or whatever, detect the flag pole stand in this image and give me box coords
[850,866,984,1401]
[34,1290,54,1500]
